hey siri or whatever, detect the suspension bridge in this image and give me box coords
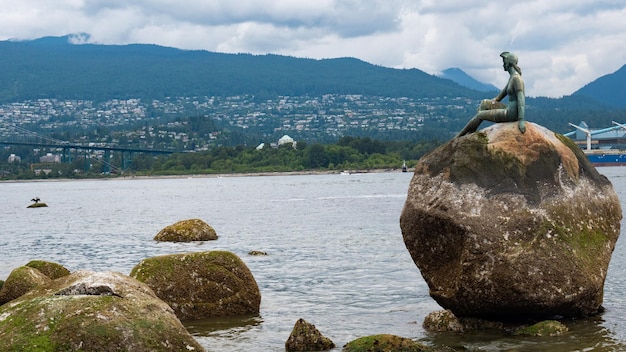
[1,126,175,174]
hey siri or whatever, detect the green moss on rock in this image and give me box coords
[154,218,218,242]
[25,260,71,280]
[514,320,569,337]
[343,334,433,352]
[27,202,48,208]
[0,266,51,305]
[0,270,205,352]
[130,251,261,320]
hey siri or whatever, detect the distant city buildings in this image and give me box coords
[39,153,61,163]
[0,94,477,152]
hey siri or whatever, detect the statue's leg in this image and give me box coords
[480,108,509,123]
[455,116,482,138]
[455,108,512,138]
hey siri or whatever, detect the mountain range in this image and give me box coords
[572,64,626,108]
[438,68,499,93]
[0,35,623,108]
[0,35,485,104]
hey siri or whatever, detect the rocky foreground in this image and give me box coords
[0,219,258,352]
[0,269,205,351]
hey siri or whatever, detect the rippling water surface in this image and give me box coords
[2,169,626,351]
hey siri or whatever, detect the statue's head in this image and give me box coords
[500,51,521,74]
[500,51,518,66]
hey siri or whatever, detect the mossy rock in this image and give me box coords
[25,260,71,279]
[130,251,261,320]
[514,320,569,337]
[423,310,463,332]
[285,318,335,351]
[0,270,205,352]
[0,266,51,305]
[27,202,48,208]
[343,334,433,352]
[154,218,218,242]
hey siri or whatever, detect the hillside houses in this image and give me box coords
[0,94,478,151]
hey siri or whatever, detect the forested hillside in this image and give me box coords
[573,64,626,108]
[0,35,483,103]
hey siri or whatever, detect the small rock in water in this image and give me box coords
[248,250,268,256]
[27,202,48,208]
[514,320,569,337]
[154,218,218,242]
[343,334,432,352]
[285,318,335,351]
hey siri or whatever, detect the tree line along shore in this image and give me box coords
[1,136,430,180]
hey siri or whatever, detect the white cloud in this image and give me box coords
[0,0,625,97]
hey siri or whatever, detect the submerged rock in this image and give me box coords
[0,270,205,351]
[154,218,218,242]
[343,334,434,352]
[514,320,569,337]
[248,250,268,256]
[423,309,568,337]
[285,318,335,351]
[400,122,622,321]
[130,251,261,320]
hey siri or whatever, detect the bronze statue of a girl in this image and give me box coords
[455,52,526,138]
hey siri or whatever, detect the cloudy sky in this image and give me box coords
[1,0,625,98]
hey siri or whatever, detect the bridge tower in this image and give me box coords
[62,147,72,163]
[103,149,111,174]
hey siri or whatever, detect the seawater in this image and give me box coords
[1,169,626,351]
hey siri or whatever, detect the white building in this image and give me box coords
[39,153,61,163]
[8,154,21,163]
[278,135,296,148]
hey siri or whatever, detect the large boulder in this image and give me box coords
[400,122,621,321]
[0,266,51,305]
[130,251,261,320]
[0,270,205,351]
[0,261,71,306]
[25,260,71,279]
[154,218,218,242]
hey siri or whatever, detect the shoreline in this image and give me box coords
[0,168,411,183]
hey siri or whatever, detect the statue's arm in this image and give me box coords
[517,91,525,121]
[494,86,507,102]
[513,77,525,133]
